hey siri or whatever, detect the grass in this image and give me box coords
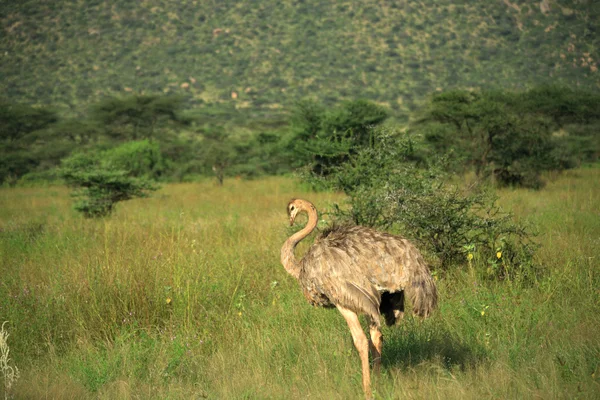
[0,171,599,399]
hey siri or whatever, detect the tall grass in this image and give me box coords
[1,171,599,399]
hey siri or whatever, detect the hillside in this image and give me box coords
[1,0,599,116]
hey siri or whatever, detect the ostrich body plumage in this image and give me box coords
[280,198,437,399]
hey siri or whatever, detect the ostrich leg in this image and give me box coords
[369,322,383,373]
[337,305,373,400]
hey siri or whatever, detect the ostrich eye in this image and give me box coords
[290,206,295,211]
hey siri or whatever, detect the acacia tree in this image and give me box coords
[290,99,388,175]
[417,90,559,188]
[520,85,600,127]
[0,101,59,184]
[0,101,58,143]
[90,95,189,141]
[519,86,600,165]
[198,127,236,185]
[60,141,160,217]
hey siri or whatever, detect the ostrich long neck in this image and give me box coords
[280,205,318,279]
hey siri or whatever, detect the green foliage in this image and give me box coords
[2,1,598,116]
[60,144,159,217]
[291,99,388,175]
[556,122,600,166]
[415,88,597,188]
[44,118,103,146]
[16,169,61,187]
[0,151,36,187]
[0,101,60,185]
[519,85,600,166]
[230,131,292,178]
[196,127,237,185]
[90,95,189,141]
[520,85,600,127]
[0,100,58,143]
[102,139,166,179]
[308,128,537,273]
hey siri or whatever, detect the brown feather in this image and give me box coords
[295,221,437,319]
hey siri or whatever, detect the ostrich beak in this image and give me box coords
[289,210,298,226]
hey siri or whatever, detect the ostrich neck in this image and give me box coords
[280,207,318,280]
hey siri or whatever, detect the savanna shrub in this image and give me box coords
[102,139,167,179]
[60,143,159,218]
[290,99,388,175]
[415,89,569,188]
[0,101,59,184]
[89,95,188,141]
[306,128,537,277]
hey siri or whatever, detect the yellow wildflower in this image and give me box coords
[481,310,485,316]
[467,253,474,261]
[166,297,172,305]
[496,251,502,259]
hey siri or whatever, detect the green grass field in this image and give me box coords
[1,170,599,399]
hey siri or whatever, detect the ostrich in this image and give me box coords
[280,199,437,399]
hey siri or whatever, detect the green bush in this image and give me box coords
[306,128,537,276]
[17,169,61,186]
[0,101,60,184]
[90,95,189,141]
[102,139,167,179]
[415,87,600,188]
[290,99,389,175]
[60,144,159,218]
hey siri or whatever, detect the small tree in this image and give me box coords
[290,99,389,175]
[90,95,188,141]
[198,127,236,185]
[0,101,59,184]
[416,89,561,188]
[60,143,159,218]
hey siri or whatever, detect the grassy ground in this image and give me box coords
[1,170,599,399]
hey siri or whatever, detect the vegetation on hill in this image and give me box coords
[1,0,599,116]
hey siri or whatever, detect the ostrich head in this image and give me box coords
[287,199,301,226]
[287,198,316,226]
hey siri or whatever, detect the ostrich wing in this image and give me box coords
[344,281,381,319]
[299,225,423,318]
[300,236,383,319]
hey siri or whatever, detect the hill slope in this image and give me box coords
[1,0,598,115]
